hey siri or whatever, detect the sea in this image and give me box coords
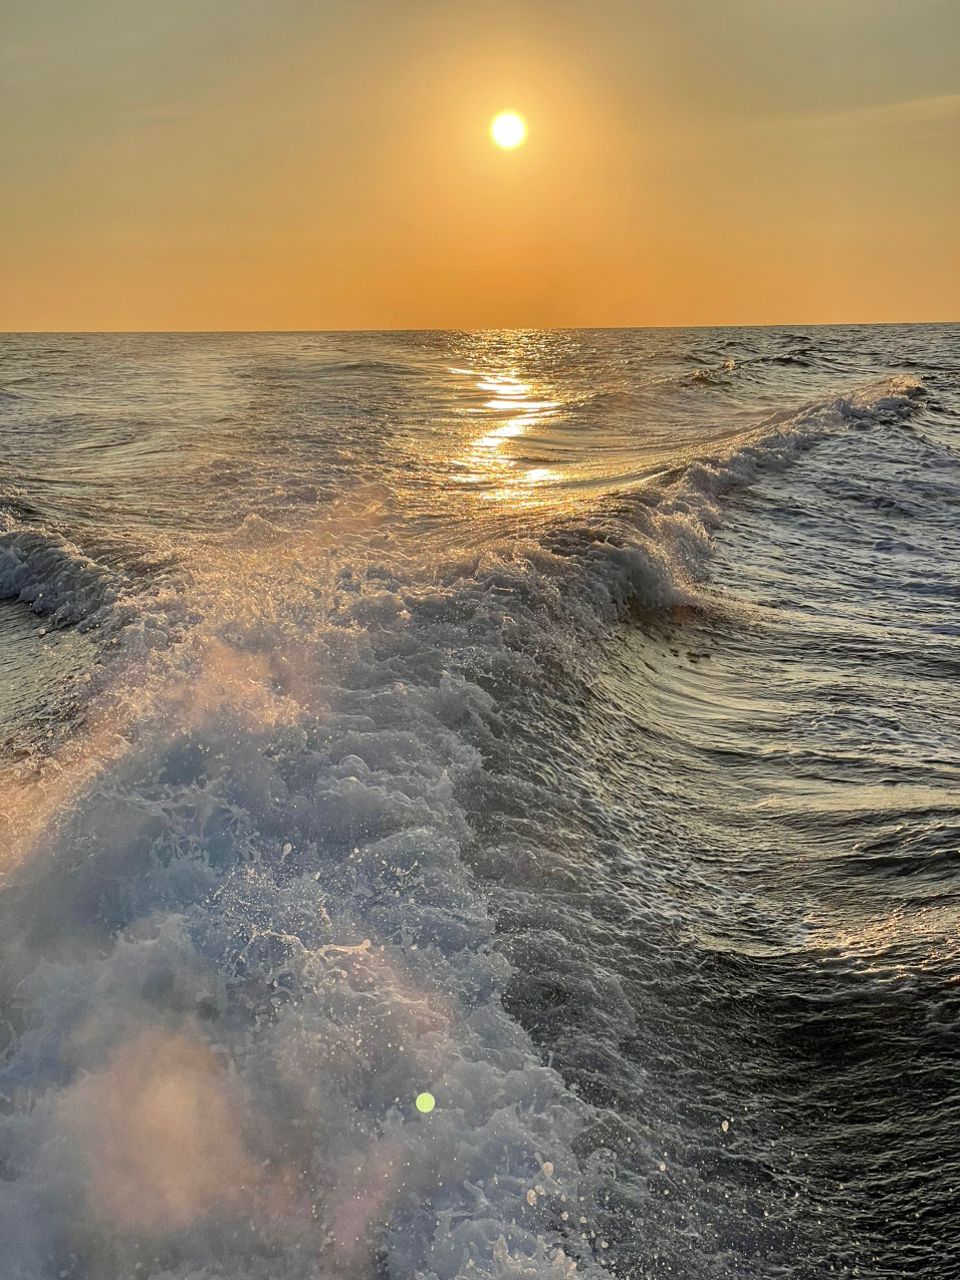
[0,325,957,1280]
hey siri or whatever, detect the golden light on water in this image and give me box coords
[459,363,561,506]
[490,110,527,149]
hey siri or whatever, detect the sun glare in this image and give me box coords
[490,111,527,150]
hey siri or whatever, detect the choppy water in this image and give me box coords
[0,326,958,1280]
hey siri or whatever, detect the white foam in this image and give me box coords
[0,526,121,628]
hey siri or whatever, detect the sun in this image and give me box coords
[490,110,527,150]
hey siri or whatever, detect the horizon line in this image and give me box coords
[1,319,957,337]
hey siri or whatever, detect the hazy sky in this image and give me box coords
[2,0,958,330]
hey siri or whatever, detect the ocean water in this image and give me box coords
[0,326,957,1280]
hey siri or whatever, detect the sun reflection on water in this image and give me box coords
[454,367,561,507]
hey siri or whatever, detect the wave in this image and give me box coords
[0,518,184,679]
[556,375,925,612]
[241,358,426,385]
[0,525,125,628]
[0,372,927,1280]
[669,349,820,391]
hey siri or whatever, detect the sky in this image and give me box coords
[1,0,958,330]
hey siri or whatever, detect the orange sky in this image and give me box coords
[1,0,958,330]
